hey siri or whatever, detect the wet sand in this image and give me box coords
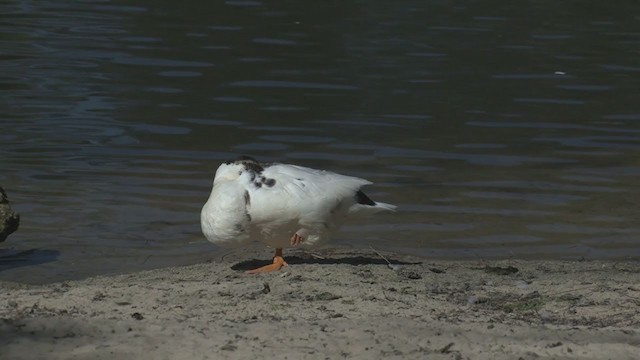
[1,248,639,359]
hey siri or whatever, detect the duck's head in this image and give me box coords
[213,161,246,184]
[213,156,264,184]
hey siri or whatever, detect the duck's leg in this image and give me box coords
[290,229,308,246]
[245,248,288,274]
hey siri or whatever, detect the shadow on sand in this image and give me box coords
[231,254,421,272]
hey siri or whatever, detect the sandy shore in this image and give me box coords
[1,248,639,359]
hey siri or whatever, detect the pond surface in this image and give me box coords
[1,0,639,283]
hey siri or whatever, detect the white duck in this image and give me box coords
[201,156,396,274]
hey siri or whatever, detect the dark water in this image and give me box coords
[1,0,639,283]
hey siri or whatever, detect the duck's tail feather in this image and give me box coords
[349,190,397,215]
[348,201,397,215]
[372,201,397,212]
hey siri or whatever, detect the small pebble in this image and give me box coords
[262,282,271,294]
[220,343,237,351]
[389,264,402,271]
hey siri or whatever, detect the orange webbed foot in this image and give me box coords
[245,249,288,274]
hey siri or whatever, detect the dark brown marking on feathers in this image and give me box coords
[238,156,264,173]
[355,190,376,206]
[251,175,275,188]
[244,190,252,223]
[225,155,258,164]
[224,155,265,173]
[242,161,264,174]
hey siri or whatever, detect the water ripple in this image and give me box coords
[230,80,358,90]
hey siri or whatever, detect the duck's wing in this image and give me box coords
[245,164,371,227]
[262,164,396,215]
